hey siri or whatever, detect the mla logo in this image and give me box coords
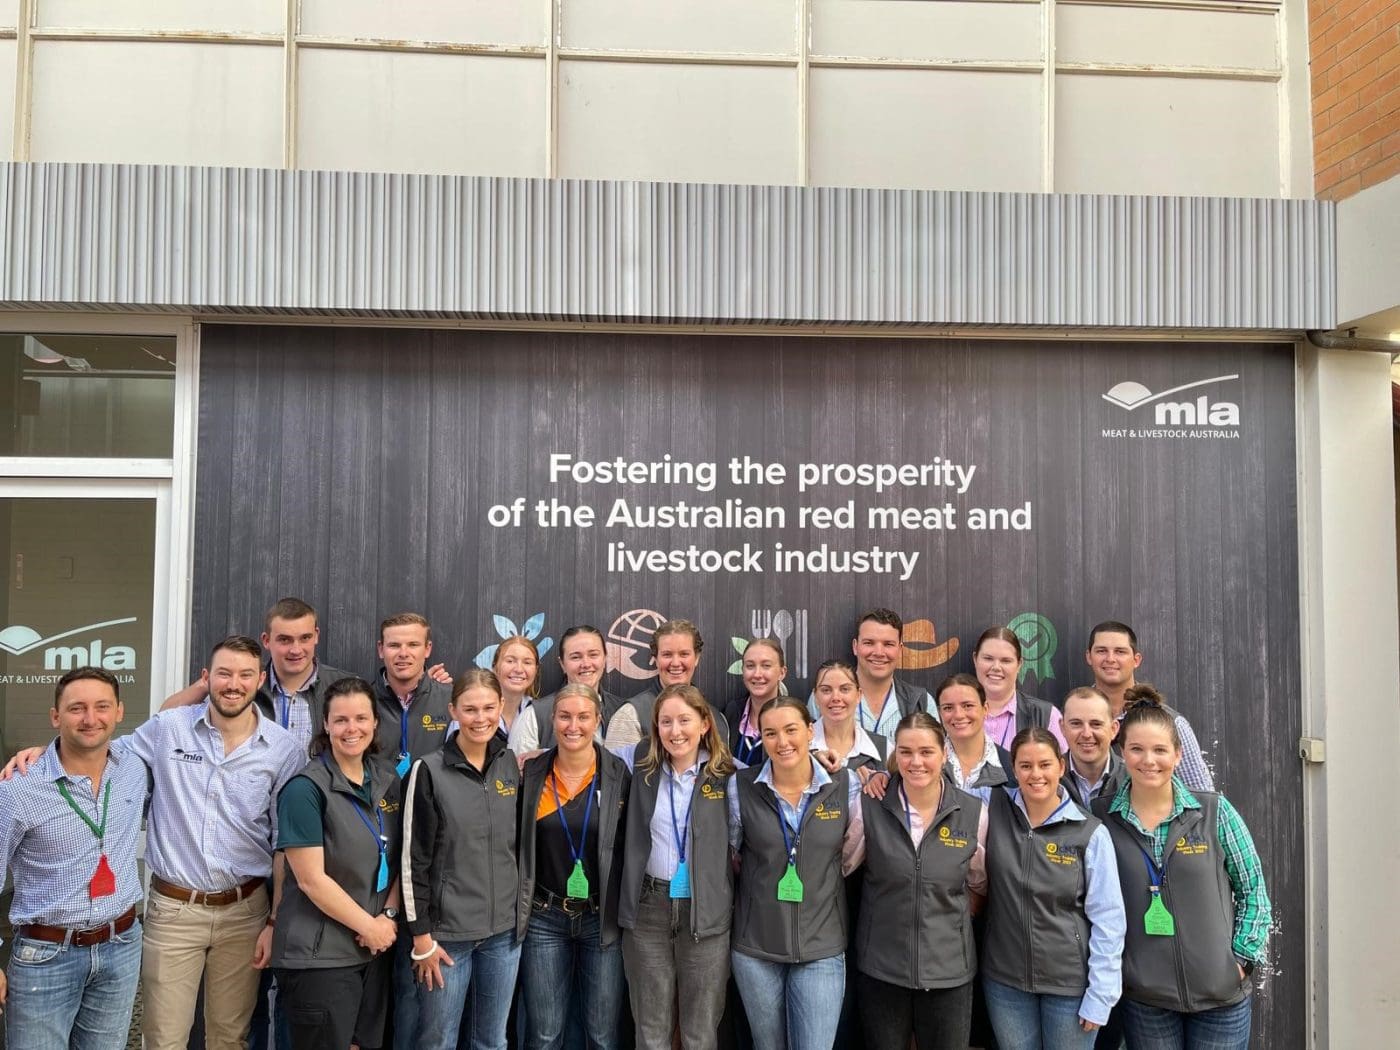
[0,617,138,671]
[1100,375,1242,440]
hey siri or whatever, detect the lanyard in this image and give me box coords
[277,686,293,729]
[668,765,697,863]
[858,684,895,734]
[994,709,1016,750]
[57,778,111,845]
[321,756,386,856]
[549,768,595,867]
[736,733,763,765]
[776,790,817,866]
[399,705,410,757]
[1138,842,1165,889]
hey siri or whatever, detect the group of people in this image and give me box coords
[0,599,1271,1050]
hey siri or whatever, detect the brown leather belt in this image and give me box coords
[19,906,138,946]
[150,874,266,907]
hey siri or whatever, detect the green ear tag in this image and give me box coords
[566,859,591,899]
[1144,892,1176,936]
[776,862,804,903]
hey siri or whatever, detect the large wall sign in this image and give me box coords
[195,325,1300,1044]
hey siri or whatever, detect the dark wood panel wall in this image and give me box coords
[194,324,1302,1044]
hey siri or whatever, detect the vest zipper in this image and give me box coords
[483,771,495,931]
[1022,822,1037,990]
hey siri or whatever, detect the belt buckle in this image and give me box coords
[561,896,584,916]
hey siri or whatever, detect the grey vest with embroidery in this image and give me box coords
[732,766,849,964]
[272,756,402,969]
[982,789,1100,996]
[618,742,733,938]
[856,773,982,989]
[1094,790,1249,1012]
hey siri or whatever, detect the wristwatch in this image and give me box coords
[381,907,399,920]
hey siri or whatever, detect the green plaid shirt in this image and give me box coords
[1108,779,1271,965]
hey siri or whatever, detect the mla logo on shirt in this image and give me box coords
[0,616,139,674]
[494,778,517,798]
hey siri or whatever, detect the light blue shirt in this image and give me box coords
[0,741,148,934]
[807,683,902,740]
[644,753,706,880]
[726,757,862,851]
[119,702,304,892]
[1007,787,1126,1026]
[266,661,322,755]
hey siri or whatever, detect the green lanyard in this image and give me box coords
[57,779,111,843]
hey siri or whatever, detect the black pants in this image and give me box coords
[856,971,974,1050]
[277,960,390,1050]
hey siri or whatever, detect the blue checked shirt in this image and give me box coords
[118,702,305,892]
[265,663,320,755]
[0,741,148,934]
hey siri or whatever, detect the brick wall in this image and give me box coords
[1312,0,1400,199]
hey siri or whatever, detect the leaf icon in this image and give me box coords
[522,613,546,640]
[731,636,747,655]
[474,644,499,670]
[728,659,742,675]
[493,615,518,639]
[537,638,554,659]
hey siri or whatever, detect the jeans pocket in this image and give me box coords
[11,936,63,965]
[145,892,185,924]
[111,922,144,947]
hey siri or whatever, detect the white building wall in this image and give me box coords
[7,0,1303,198]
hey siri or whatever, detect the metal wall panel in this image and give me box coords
[0,163,1336,328]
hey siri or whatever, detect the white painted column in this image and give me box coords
[1296,344,1400,1048]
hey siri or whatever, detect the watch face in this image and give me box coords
[383,908,399,919]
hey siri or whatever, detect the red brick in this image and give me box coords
[1361,150,1400,188]
[1322,173,1363,200]
[1382,127,1400,157]
[1356,58,1400,110]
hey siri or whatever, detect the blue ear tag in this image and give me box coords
[669,860,692,899]
[395,754,411,778]
[376,851,390,893]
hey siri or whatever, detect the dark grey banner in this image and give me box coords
[195,325,1301,1044]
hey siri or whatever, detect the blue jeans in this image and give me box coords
[417,930,522,1050]
[983,977,1095,1050]
[392,927,419,1050]
[4,922,143,1050]
[520,904,624,1050]
[1122,996,1252,1050]
[729,951,845,1050]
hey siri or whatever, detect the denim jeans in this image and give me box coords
[620,881,729,1049]
[729,950,845,1050]
[4,922,143,1050]
[417,930,522,1050]
[1122,996,1253,1050]
[520,903,624,1050]
[983,977,1094,1050]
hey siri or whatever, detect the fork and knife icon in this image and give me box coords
[751,609,807,677]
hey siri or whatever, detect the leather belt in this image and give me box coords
[533,887,599,916]
[19,906,138,947]
[151,874,266,907]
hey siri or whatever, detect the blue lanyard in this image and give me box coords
[1138,843,1164,890]
[399,706,410,758]
[668,766,697,863]
[776,791,817,865]
[858,685,895,734]
[736,733,763,765]
[321,756,385,857]
[549,768,595,866]
[277,687,291,729]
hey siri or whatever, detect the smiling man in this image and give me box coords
[0,668,148,1050]
[808,609,931,739]
[371,613,454,775]
[1058,686,1126,807]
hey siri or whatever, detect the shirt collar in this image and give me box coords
[1108,776,1199,819]
[1010,785,1085,823]
[43,737,125,781]
[662,748,709,783]
[196,700,274,743]
[756,755,831,795]
[1069,751,1114,789]
[268,660,319,697]
[810,720,883,763]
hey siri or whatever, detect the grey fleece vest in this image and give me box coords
[272,756,402,969]
[1014,692,1057,735]
[372,673,453,763]
[514,744,630,946]
[732,766,850,964]
[614,687,730,745]
[618,745,733,937]
[401,737,519,942]
[1095,791,1249,1013]
[982,789,1100,996]
[856,774,982,990]
[534,688,626,749]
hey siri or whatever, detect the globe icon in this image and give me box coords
[606,609,665,680]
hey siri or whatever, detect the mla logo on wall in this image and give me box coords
[0,616,139,682]
[1100,374,1241,440]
